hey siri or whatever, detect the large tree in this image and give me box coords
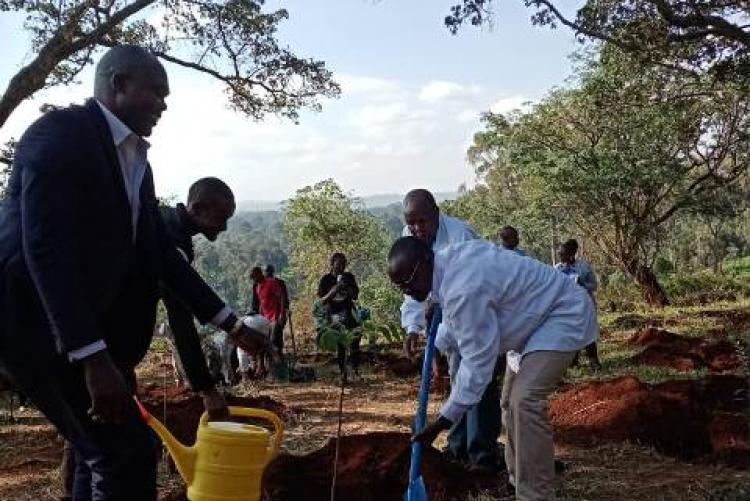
[447,0,750,80]
[282,179,401,331]
[464,47,750,306]
[0,0,339,133]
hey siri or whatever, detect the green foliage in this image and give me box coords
[458,45,750,305]
[193,210,287,311]
[0,0,339,129]
[283,179,390,298]
[447,1,750,85]
[358,274,402,331]
[661,271,750,306]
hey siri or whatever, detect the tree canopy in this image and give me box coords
[457,46,750,306]
[447,0,750,81]
[0,0,339,131]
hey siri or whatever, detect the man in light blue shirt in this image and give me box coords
[554,239,601,370]
[498,225,528,257]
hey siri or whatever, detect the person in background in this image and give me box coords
[317,253,360,377]
[401,189,505,473]
[497,226,528,257]
[555,239,602,370]
[388,237,598,501]
[265,265,290,313]
[0,45,268,501]
[248,266,286,378]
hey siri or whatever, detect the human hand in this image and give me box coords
[412,416,452,445]
[403,332,420,360]
[83,350,130,426]
[201,388,229,421]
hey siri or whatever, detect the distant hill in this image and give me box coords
[237,191,459,213]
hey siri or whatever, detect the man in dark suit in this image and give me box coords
[0,45,268,501]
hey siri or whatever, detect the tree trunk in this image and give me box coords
[625,261,670,307]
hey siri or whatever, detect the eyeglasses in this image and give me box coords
[394,259,422,289]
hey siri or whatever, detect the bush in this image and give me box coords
[662,270,750,305]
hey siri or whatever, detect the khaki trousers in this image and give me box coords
[501,350,575,501]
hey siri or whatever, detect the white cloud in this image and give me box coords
[337,74,401,99]
[419,80,481,102]
[456,109,479,124]
[489,95,529,114]
[349,102,407,129]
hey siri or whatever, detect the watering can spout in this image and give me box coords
[135,397,195,485]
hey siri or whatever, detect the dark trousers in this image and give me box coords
[446,355,505,466]
[337,335,361,374]
[270,318,286,357]
[1,336,156,501]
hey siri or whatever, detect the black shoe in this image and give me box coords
[468,458,507,475]
[441,447,468,464]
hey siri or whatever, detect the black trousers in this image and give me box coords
[1,271,157,501]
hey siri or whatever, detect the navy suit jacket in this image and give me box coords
[0,99,224,372]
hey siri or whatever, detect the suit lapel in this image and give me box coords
[85,99,132,242]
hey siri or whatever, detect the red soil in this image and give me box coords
[550,375,749,467]
[138,385,291,447]
[628,327,741,371]
[263,432,508,501]
[160,432,508,501]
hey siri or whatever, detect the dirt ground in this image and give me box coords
[1,303,749,501]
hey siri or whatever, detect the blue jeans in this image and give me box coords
[446,353,504,467]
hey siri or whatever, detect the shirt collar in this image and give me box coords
[96,100,150,150]
[431,249,447,304]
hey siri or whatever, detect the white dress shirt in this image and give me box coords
[400,213,478,334]
[432,240,598,422]
[68,102,231,362]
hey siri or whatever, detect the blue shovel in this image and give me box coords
[405,305,443,501]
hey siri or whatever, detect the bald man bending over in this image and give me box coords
[0,45,269,500]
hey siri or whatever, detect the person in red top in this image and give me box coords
[248,266,286,378]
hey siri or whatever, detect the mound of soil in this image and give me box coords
[550,375,750,467]
[263,432,507,501]
[138,385,291,446]
[628,327,741,372]
[159,432,508,501]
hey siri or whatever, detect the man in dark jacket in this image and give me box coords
[160,177,238,397]
[0,45,267,501]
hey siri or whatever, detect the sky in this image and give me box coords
[0,0,581,204]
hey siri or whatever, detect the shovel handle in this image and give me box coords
[408,306,442,484]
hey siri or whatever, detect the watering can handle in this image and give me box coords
[199,407,285,461]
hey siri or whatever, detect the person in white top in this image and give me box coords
[400,189,504,471]
[388,236,598,501]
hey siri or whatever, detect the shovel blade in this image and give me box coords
[404,476,428,501]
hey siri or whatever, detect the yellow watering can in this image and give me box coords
[136,398,283,501]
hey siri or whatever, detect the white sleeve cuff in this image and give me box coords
[209,305,233,327]
[68,340,107,362]
[439,400,471,424]
[406,325,424,336]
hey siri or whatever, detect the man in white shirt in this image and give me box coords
[400,189,504,472]
[389,236,598,501]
